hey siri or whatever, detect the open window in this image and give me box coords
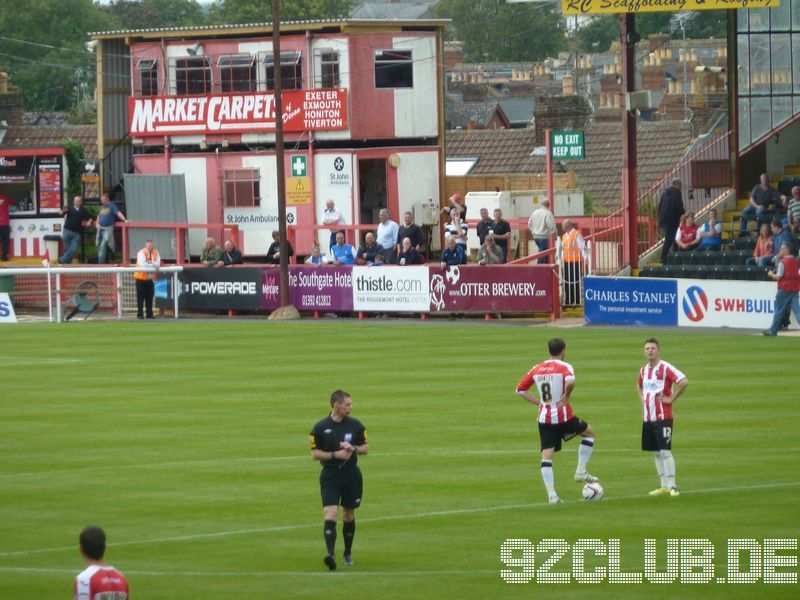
[222,168,261,207]
[374,49,413,89]
[174,56,211,95]
[265,51,302,91]
[218,54,256,92]
[136,58,158,96]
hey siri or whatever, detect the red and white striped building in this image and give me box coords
[91,19,447,256]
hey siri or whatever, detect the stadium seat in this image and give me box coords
[778,175,800,197]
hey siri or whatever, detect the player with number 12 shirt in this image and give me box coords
[515,338,599,504]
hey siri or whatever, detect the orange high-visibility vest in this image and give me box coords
[135,248,159,280]
[562,229,582,263]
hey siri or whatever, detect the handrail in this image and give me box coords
[118,221,240,264]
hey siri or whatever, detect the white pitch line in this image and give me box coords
[0,566,498,577]
[2,447,793,480]
[1,481,798,559]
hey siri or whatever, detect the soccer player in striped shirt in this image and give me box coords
[638,338,689,497]
[516,338,599,504]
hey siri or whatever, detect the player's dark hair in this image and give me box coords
[644,337,660,348]
[79,525,106,560]
[330,389,351,407]
[548,338,566,357]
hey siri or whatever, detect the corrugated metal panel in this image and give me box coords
[123,174,188,261]
[101,39,132,194]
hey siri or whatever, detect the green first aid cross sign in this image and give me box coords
[550,131,584,160]
[291,155,307,177]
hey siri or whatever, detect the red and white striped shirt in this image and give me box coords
[516,359,576,424]
[74,564,129,600]
[638,360,686,422]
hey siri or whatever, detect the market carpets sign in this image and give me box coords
[129,89,348,137]
[429,266,552,312]
[561,0,778,16]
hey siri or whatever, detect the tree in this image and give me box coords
[208,0,356,24]
[101,0,207,30]
[433,0,565,63]
[576,15,617,54]
[0,0,116,112]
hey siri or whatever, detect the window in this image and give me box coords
[265,52,302,90]
[374,49,413,89]
[319,51,340,88]
[136,58,158,96]
[175,57,211,95]
[218,54,256,92]
[223,168,261,207]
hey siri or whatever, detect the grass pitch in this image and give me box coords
[0,320,798,599]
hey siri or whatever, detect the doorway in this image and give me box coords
[358,159,387,230]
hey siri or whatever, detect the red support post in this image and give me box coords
[621,13,639,270]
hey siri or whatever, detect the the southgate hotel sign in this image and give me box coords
[560,0,778,15]
[129,89,348,137]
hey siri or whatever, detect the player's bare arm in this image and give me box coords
[516,390,539,406]
[660,378,689,405]
[557,379,575,409]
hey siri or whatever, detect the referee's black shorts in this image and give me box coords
[641,419,673,452]
[320,466,363,509]
[538,416,589,452]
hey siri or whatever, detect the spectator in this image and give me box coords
[369,253,385,266]
[95,193,127,264]
[397,237,422,265]
[322,199,345,251]
[478,233,504,265]
[762,241,800,336]
[221,239,244,266]
[759,218,792,267]
[59,196,93,264]
[492,208,511,261]
[305,244,330,265]
[356,232,381,265]
[0,192,10,261]
[674,212,700,251]
[134,240,160,319]
[376,208,399,264]
[528,197,557,264]
[476,208,493,246]
[441,192,466,219]
[561,219,585,306]
[697,209,722,251]
[74,525,129,600]
[266,230,294,264]
[746,224,773,266]
[397,210,424,254]
[201,237,223,266]
[658,179,685,263]
[440,236,464,268]
[785,186,800,234]
[331,231,356,265]
[444,207,468,261]
[740,173,780,236]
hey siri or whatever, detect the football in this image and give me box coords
[582,482,604,500]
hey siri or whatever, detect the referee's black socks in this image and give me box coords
[343,520,356,556]
[324,520,337,556]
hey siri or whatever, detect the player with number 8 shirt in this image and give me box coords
[638,338,689,497]
[515,338,599,504]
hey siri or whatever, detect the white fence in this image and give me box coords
[0,266,183,322]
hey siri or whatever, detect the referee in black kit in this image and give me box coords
[309,390,368,570]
